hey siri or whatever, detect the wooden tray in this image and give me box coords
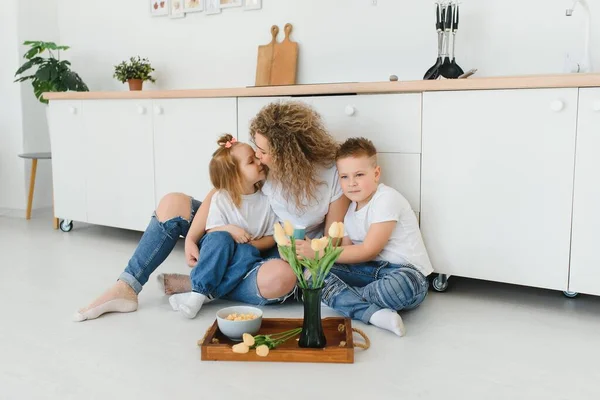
[199,317,358,364]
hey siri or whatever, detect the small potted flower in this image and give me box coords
[113,56,156,91]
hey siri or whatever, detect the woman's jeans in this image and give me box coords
[118,198,288,305]
[321,262,430,324]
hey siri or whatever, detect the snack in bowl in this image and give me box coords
[216,306,263,341]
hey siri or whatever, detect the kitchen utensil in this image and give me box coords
[269,23,299,86]
[423,3,444,80]
[449,3,464,76]
[439,2,463,79]
[458,68,478,79]
[255,25,279,86]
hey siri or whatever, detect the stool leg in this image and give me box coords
[26,159,38,220]
[52,188,59,230]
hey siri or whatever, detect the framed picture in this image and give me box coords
[183,0,203,13]
[170,0,185,18]
[205,0,221,14]
[150,0,169,16]
[244,0,261,10]
[219,0,242,8]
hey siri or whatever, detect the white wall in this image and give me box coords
[18,0,59,210]
[55,0,599,92]
[0,0,26,211]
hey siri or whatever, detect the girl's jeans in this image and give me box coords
[321,262,430,324]
[118,198,288,305]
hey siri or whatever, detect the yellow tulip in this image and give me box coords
[311,238,328,252]
[328,222,345,238]
[283,220,294,236]
[273,223,289,246]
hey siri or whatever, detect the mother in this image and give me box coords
[75,101,349,321]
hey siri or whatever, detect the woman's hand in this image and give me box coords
[184,239,200,268]
[295,239,319,260]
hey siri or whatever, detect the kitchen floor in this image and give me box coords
[2,210,599,400]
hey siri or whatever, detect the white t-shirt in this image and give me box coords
[261,165,344,239]
[206,189,277,239]
[343,184,434,276]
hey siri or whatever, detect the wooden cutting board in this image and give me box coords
[255,23,298,86]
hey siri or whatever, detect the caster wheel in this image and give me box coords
[432,275,449,292]
[59,220,73,232]
[563,290,578,298]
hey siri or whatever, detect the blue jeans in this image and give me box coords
[321,262,429,324]
[118,198,286,305]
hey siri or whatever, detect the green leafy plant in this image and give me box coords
[14,41,89,104]
[113,56,156,83]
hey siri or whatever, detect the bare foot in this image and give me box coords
[73,280,138,322]
[157,273,192,295]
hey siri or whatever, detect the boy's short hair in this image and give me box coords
[336,137,378,164]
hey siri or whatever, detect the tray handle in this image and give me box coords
[351,327,371,350]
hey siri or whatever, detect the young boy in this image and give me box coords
[322,137,434,337]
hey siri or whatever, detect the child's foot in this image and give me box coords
[157,273,191,295]
[168,291,213,311]
[176,292,207,319]
[73,280,138,322]
[369,309,406,337]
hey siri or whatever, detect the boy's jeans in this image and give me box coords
[321,262,430,324]
[118,198,287,305]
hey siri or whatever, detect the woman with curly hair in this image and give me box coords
[74,101,349,321]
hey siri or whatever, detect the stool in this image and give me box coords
[18,152,59,229]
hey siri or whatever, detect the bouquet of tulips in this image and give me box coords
[273,221,345,289]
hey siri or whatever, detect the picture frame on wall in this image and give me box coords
[170,0,185,18]
[150,0,169,16]
[244,0,261,10]
[205,0,221,14]
[183,0,203,13]
[219,0,243,8]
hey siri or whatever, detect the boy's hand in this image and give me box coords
[185,239,199,268]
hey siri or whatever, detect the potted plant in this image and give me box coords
[14,41,89,104]
[274,221,345,348]
[113,56,156,91]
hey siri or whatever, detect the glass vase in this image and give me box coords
[298,287,327,348]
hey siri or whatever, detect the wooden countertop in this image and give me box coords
[43,73,600,100]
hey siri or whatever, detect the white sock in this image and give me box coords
[177,292,207,319]
[369,309,406,337]
[72,299,138,322]
[168,291,213,311]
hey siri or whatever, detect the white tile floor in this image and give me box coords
[2,210,600,400]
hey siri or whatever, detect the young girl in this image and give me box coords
[170,134,278,319]
[73,134,277,321]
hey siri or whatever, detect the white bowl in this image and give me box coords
[216,306,263,341]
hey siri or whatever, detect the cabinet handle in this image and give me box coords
[154,105,163,115]
[137,105,146,115]
[592,101,600,112]
[345,105,356,116]
[69,107,77,115]
[550,100,564,112]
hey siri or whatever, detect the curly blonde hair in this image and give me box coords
[250,101,338,210]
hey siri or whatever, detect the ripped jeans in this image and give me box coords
[321,262,429,324]
[118,198,289,305]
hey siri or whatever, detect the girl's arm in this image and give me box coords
[207,225,252,243]
[249,236,276,251]
[184,189,216,267]
[336,221,396,264]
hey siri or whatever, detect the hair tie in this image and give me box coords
[223,137,237,148]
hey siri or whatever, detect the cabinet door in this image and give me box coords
[47,101,87,222]
[421,89,578,291]
[569,88,600,295]
[83,100,155,231]
[153,98,238,204]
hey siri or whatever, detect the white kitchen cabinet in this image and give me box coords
[83,100,155,231]
[378,153,421,212]
[421,88,578,291]
[47,101,87,223]
[569,88,600,296]
[153,98,238,205]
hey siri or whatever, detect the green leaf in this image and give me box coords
[14,57,44,76]
[13,75,35,83]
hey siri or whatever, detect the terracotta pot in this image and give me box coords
[127,79,143,91]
